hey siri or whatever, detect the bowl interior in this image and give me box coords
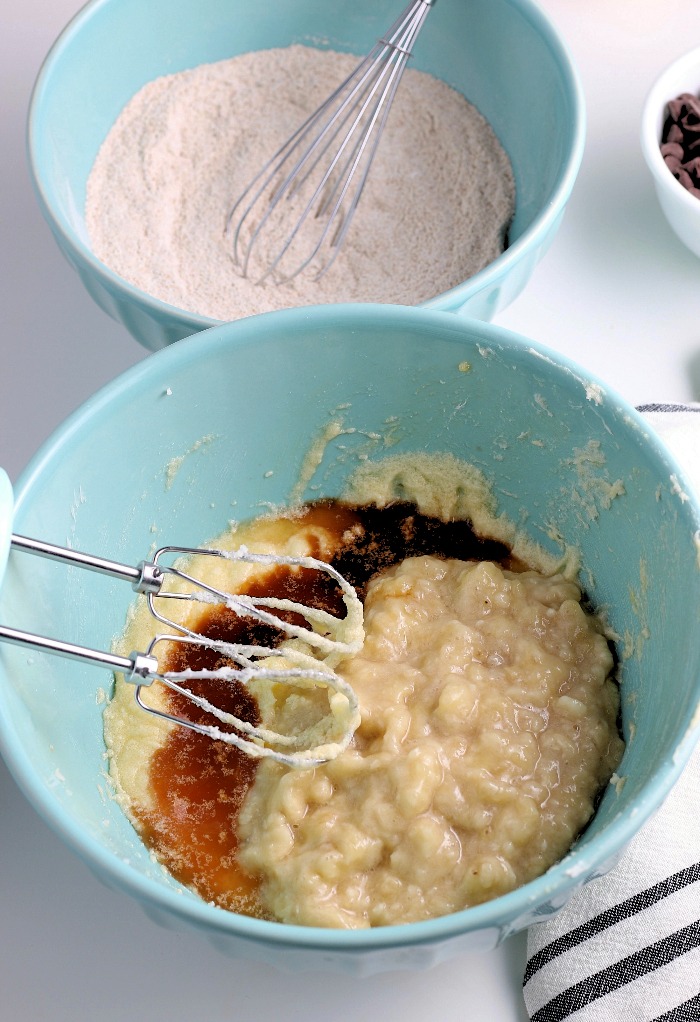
[2,306,698,959]
[30,0,581,300]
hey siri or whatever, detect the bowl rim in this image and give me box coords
[26,0,585,327]
[0,469,12,593]
[640,43,700,212]
[2,303,699,951]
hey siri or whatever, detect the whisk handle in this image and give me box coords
[10,534,162,594]
[0,623,158,683]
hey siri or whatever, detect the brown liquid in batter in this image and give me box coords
[134,500,511,916]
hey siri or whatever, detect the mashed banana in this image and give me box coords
[104,453,624,927]
[239,555,622,927]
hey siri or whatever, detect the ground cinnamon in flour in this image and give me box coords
[86,45,514,318]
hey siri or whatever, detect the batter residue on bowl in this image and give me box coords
[104,454,624,927]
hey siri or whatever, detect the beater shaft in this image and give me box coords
[10,532,163,593]
[0,534,162,679]
[0,622,158,681]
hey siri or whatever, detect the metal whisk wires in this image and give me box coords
[226,0,436,285]
[0,535,363,767]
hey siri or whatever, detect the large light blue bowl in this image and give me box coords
[28,0,584,350]
[1,305,698,974]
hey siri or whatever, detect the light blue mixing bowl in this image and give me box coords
[1,305,698,974]
[28,0,584,350]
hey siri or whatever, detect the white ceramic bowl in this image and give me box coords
[641,45,700,258]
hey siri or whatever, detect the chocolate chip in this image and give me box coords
[660,91,700,200]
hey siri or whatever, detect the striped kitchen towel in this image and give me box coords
[522,404,700,1022]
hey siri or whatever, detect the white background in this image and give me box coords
[1,2,699,1019]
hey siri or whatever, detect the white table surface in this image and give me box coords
[1,2,699,1019]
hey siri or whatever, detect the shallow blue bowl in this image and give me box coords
[28,0,584,350]
[1,305,698,974]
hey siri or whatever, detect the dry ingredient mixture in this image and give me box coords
[661,91,700,198]
[85,45,515,317]
[105,454,624,928]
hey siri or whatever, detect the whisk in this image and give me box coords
[226,0,437,285]
[0,533,363,767]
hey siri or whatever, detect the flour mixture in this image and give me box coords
[86,46,515,317]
